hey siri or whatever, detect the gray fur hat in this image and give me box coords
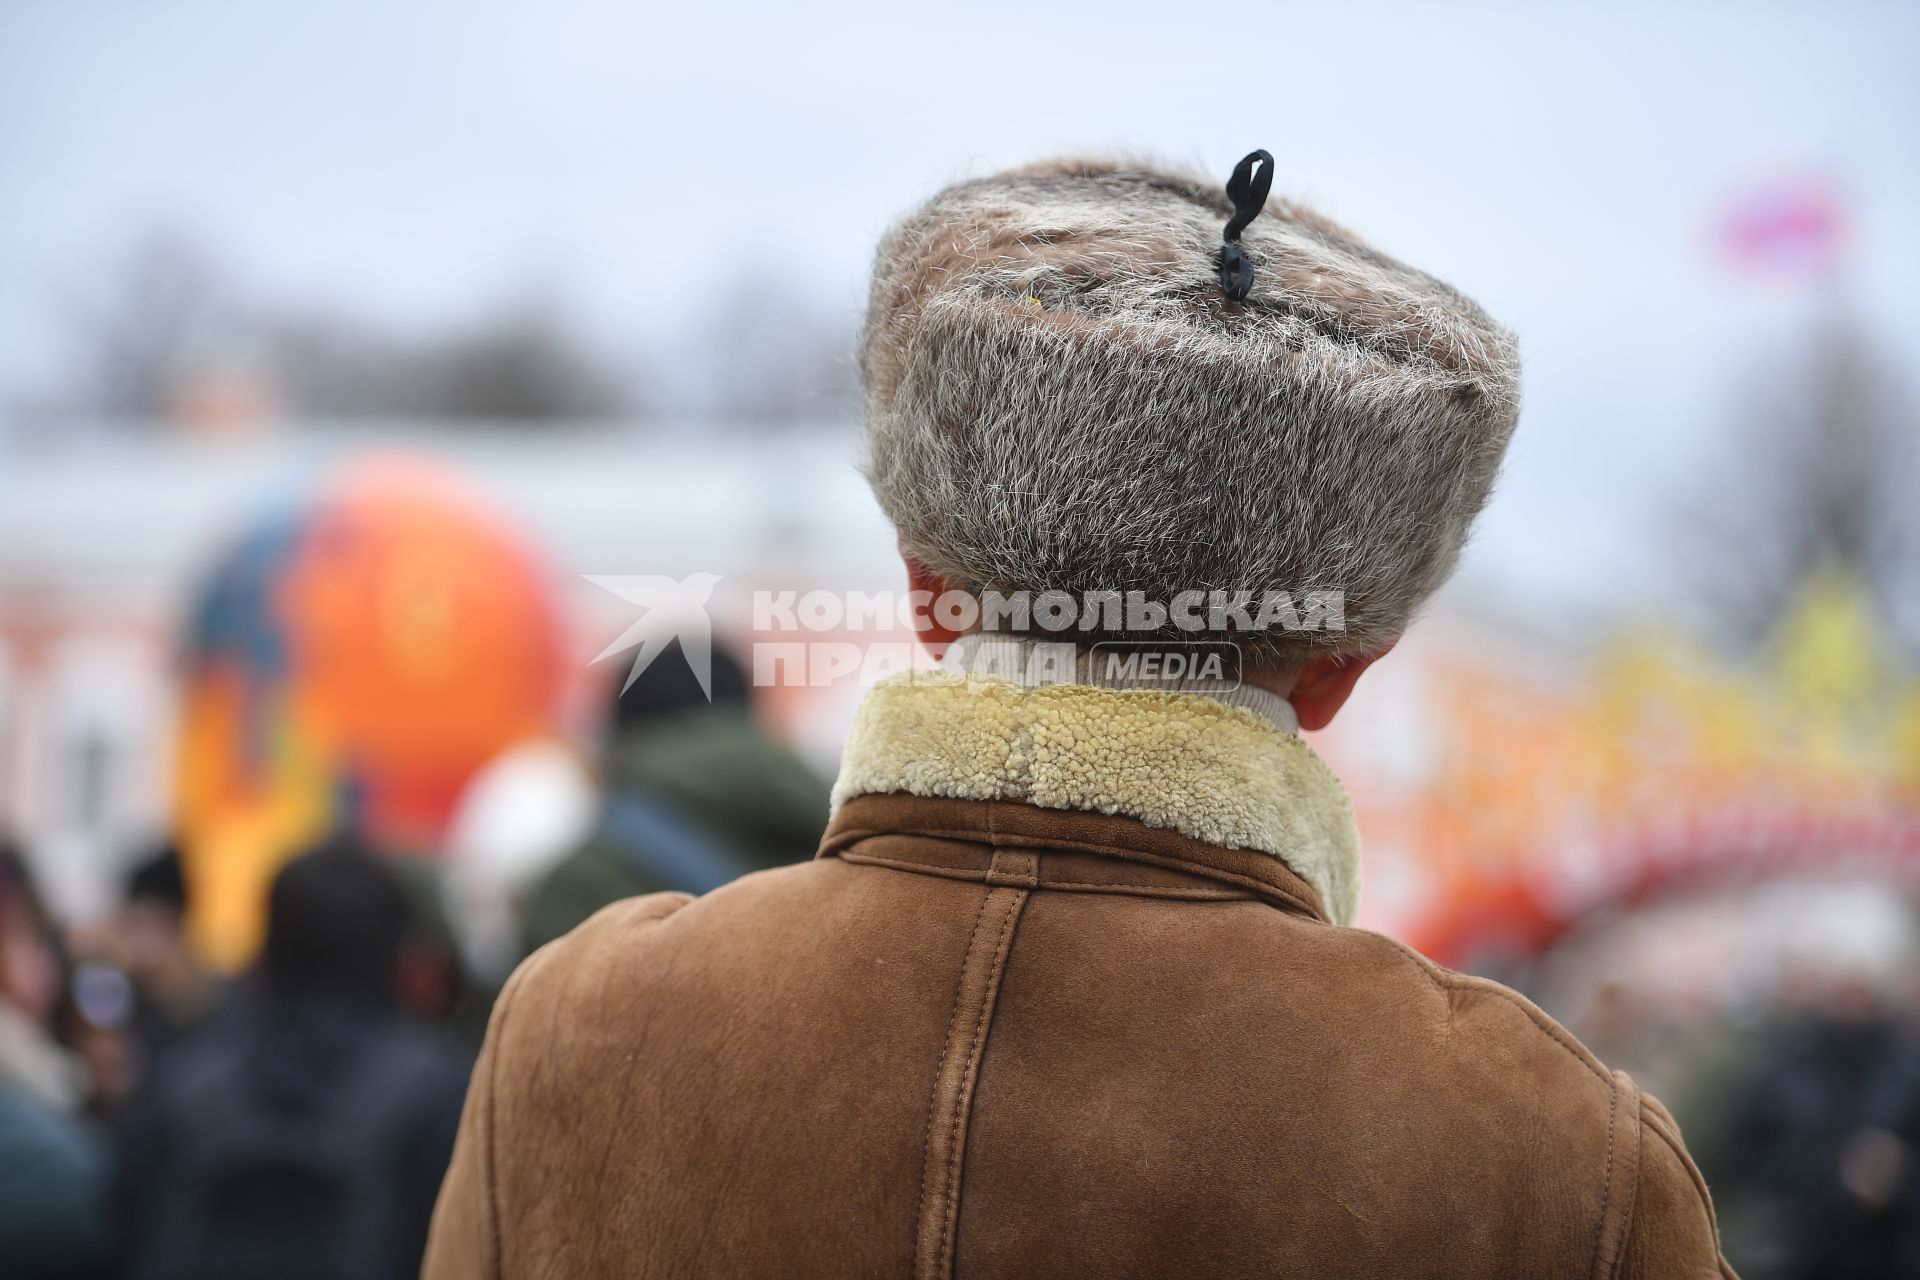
[859,156,1520,663]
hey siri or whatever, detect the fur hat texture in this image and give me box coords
[859,156,1521,663]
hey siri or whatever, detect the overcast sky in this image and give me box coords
[3,0,1916,621]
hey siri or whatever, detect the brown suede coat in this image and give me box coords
[424,791,1732,1278]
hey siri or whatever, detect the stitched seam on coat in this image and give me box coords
[1383,935,1611,1086]
[1605,1089,1644,1280]
[938,890,1023,1276]
[984,845,1040,888]
[836,850,1254,900]
[915,897,994,1273]
[1031,878,1250,898]
[824,823,1324,919]
[481,952,543,1280]
[1646,1112,1721,1242]
[482,1006,504,1280]
[912,877,1027,1280]
[1587,1074,1620,1280]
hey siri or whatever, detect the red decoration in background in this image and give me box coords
[175,453,567,969]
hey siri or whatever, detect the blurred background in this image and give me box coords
[1,1,1917,1276]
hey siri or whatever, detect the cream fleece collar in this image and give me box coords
[831,670,1362,924]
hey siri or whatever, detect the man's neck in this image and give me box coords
[941,633,1300,735]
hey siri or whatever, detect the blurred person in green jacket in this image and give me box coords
[520,640,828,953]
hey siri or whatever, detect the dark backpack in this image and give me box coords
[134,1026,445,1280]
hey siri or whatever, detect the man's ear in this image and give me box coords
[1288,646,1392,732]
[902,552,963,652]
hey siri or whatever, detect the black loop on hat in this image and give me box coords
[1217,149,1273,301]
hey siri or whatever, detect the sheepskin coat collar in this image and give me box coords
[830,668,1361,924]
[428,680,1733,1278]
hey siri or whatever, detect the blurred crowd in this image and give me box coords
[4,1,1914,1274]
[0,642,830,1280]
[1,585,1918,1280]
[1702,978,1920,1276]
[3,655,1920,1277]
